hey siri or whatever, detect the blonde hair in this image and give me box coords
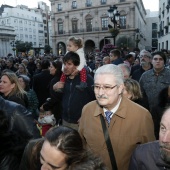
[67,36,83,48]
[1,72,26,98]
[124,78,142,100]
[18,63,29,75]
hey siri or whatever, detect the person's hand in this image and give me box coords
[40,105,44,112]
[71,69,79,76]
[53,81,64,91]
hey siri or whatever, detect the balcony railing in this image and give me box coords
[58,8,62,12]
[54,27,113,35]
[85,2,92,7]
[72,5,77,9]
[101,0,106,5]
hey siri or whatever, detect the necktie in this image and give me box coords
[105,111,112,124]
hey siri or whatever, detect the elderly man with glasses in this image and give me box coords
[131,49,152,82]
[79,64,155,170]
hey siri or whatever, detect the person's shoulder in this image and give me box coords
[140,69,153,80]
[83,100,97,111]
[134,141,159,155]
[123,97,150,114]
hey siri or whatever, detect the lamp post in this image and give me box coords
[10,40,16,57]
[108,5,120,45]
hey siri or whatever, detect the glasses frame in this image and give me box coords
[92,84,117,93]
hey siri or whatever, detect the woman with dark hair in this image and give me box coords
[40,126,86,170]
[19,126,86,170]
[151,86,170,139]
[40,60,63,124]
[0,72,28,107]
[18,75,39,119]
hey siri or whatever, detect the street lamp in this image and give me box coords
[108,5,120,45]
[10,40,16,57]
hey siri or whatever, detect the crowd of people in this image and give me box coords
[0,35,170,170]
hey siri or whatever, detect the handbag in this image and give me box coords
[100,114,118,170]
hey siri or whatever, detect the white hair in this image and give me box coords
[94,64,124,85]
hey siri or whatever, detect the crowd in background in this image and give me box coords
[0,42,170,170]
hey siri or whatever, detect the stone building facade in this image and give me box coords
[158,0,170,50]
[0,25,15,57]
[49,0,148,55]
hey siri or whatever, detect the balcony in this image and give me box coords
[101,0,106,5]
[58,8,62,12]
[85,2,92,7]
[54,27,116,36]
[72,5,77,9]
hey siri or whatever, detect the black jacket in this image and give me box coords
[0,96,40,139]
[33,69,53,107]
[129,141,170,170]
[43,76,63,122]
[0,132,25,170]
[62,74,95,123]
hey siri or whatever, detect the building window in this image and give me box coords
[152,39,158,49]
[25,35,28,38]
[152,23,157,29]
[58,4,62,11]
[162,42,164,49]
[152,30,157,38]
[39,24,43,27]
[19,20,22,23]
[29,28,32,32]
[120,0,125,2]
[14,19,18,23]
[20,27,23,31]
[58,23,63,34]
[72,20,78,33]
[72,1,77,9]
[120,15,126,29]
[101,18,108,30]
[86,19,92,32]
[166,40,168,50]
[20,34,23,39]
[101,0,106,5]
[86,0,92,7]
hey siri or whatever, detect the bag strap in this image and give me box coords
[100,114,118,170]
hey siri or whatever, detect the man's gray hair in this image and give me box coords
[94,64,124,85]
[140,49,151,58]
[118,63,131,79]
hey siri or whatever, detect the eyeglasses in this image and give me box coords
[92,85,117,93]
[139,55,149,58]
[153,58,163,61]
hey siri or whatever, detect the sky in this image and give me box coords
[0,0,159,11]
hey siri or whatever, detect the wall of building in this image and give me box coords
[158,0,170,50]
[50,0,148,55]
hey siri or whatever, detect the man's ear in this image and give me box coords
[118,84,124,95]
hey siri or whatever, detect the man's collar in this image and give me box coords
[152,67,165,76]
